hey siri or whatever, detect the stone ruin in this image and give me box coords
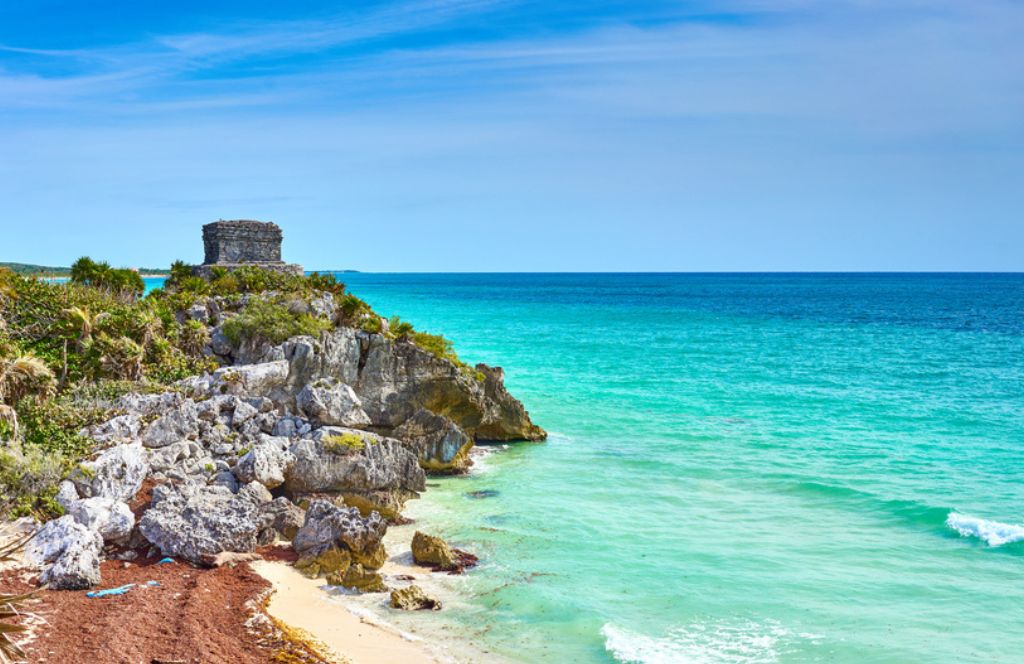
[193,220,303,277]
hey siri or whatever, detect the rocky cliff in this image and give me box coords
[27,286,544,591]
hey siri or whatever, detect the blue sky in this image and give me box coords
[0,0,1021,271]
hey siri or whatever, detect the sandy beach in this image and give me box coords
[252,559,440,664]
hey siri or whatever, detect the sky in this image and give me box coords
[0,0,1021,272]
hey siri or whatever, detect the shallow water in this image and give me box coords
[332,273,1024,664]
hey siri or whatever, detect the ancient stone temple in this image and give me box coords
[194,220,303,277]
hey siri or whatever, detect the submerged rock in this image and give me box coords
[390,585,442,611]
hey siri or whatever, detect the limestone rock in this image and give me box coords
[141,403,199,448]
[234,435,295,489]
[68,497,135,544]
[210,361,289,397]
[296,379,371,428]
[411,531,458,570]
[73,443,149,502]
[284,429,425,499]
[393,409,474,474]
[138,484,261,563]
[327,563,387,593]
[259,497,305,541]
[390,585,442,611]
[27,516,103,590]
[292,500,387,560]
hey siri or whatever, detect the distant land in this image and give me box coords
[0,261,168,277]
[1,262,360,277]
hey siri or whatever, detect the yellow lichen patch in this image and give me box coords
[321,433,368,454]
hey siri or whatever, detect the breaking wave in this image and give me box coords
[946,512,1024,547]
[602,620,801,664]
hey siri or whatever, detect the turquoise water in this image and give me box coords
[141,272,1024,661]
[332,273,1024,664]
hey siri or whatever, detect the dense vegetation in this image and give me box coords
[0,259,470,520]
[0,261,165,277]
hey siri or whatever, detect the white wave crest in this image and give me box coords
[947,512,1024,547]
[602,620,795,664]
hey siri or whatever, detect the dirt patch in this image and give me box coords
[1,552,330,664]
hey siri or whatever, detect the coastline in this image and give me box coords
[252,559,440,664]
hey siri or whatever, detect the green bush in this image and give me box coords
[322,432,369,453]
[222,297,331,347]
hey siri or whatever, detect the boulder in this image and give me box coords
[138,484,261,563]
[393,409,474,474]
[26,516,103,590]
[210,361,289,397]
[296,379,371,428]
[390,585,442,611]
[233,435,295,489]
[284,430,425,503]
[411,531,458,570]
[327,563,387,593]
[73,443,149,502]
[259,497,305,541]
[293,500,387,559]
[67,497,135,544]
[83,413,142,446]
[410,531,478,573]
[141,403,199,448]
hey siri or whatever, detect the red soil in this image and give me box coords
[0,549,327,664]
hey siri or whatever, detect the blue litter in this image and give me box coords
[86,583,136,599]
[147,581,160,587]
[158,557,174,564]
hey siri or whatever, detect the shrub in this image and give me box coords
[70,257,144,299]
[322,432,368,453]
[222,297,331,347]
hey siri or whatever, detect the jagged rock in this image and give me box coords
[284,429,425,503]
[390,585,442,611]
[68,497,135,544]
[239,481,274,505]
[327,563,387,593]
[83,413,142,446]
[259,497,305,541]
[293,500,387,558]
[141,403,199,448]
[55,480,80,510]
[233,435,295,489]
[297,379,371,428]
[138,484,261,563]
[352,543,387,570]
[210,361,289,397]
[231,400,259,427]
[410,531,477,572]
[393,409,474,474]
[116,392,186,417]
[295,545,350,578]
[27,516,103,590]
[73,443,149,502]
[411,531,458,570]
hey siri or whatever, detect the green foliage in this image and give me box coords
[360,316,383,334]
[322,432,369,453]
[222,297,331,347]
[70,257,145,298]
[387,316,415,337]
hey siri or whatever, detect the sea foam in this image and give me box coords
[602,620,792,664]
[946,512,1024,547]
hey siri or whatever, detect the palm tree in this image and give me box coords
[0,354,56,406]
[62,307,94,352]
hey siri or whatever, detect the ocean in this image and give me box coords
[167,273,1024,662]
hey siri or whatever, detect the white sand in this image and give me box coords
[251,560,440,664]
